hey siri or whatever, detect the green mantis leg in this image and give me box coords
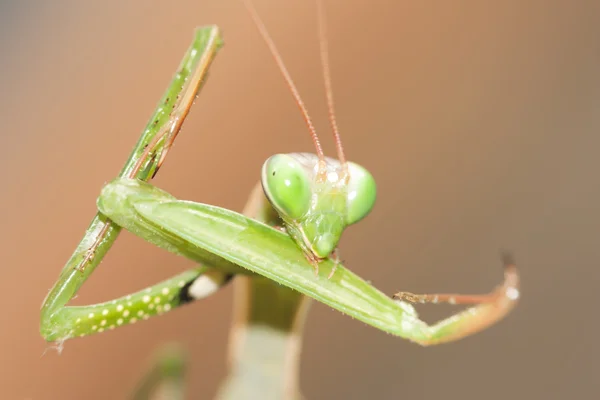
[44,267,233,342]
[40,26,227,344]
[393,255,519,346]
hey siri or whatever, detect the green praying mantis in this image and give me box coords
[40,0,520,398]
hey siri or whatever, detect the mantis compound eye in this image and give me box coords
[261,154,312,220]
[345,162,377,225]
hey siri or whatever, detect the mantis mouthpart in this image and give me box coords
[40,1,520,398]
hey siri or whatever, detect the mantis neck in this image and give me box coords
[215,184,310,400]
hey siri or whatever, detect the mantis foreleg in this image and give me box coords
[40,26,225,344]
[43,267,233,342]
[97,178,520,347]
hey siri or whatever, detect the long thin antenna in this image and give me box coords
[242,0,325,160]
[316,0,346,165]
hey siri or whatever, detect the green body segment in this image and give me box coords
[261,152,377,259]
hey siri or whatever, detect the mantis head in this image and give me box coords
[261,153,376,260]
[246,0,376,262]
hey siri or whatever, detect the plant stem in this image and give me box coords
[216,278,309,400]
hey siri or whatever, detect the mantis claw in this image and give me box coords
[327,248,341,280]
[302,249,342,279]
[303,248,341,279]
[310,258,320,276]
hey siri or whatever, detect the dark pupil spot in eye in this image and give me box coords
[272,171,276,176]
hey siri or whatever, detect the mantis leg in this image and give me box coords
[40,27,226,344]
[392,256,519,346]
[43,266,233,342]
[393,254,519,306]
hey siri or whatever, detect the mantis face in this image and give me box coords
[261,153,376,261]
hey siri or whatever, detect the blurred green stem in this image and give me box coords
[216,279,309,400]
[216,184,309,400]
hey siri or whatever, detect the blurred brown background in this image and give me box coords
[1,0,599,399]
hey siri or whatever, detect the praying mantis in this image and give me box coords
[40,1,520,398]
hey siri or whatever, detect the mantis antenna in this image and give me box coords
[243,0,347,165]
[316,0,346,165]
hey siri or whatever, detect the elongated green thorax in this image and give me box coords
[261,153,376,260]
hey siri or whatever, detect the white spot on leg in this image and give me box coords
[506,287,520,300]
[130,318,137,324]
[164,304,172,312]
[154,297,161,304]
[161,288,169,295]
[100,320,106,326]
[188,275,222,299]
[123,310,130,317]
[116,305,124,312]
[88,313,95,319]
[142,295,150,303]
[117,319,123,325]
[137,310,144,317]
[102,309,108,316]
